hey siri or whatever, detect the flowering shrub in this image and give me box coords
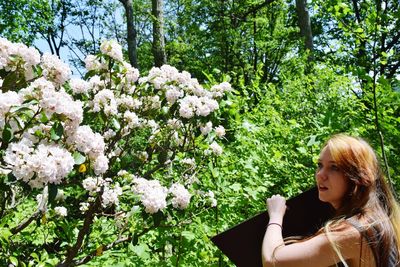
[0,37,229,266]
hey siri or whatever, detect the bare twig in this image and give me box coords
[10,186,48,235]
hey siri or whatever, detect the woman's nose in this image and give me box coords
[316,168,327,180]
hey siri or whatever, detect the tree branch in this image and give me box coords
[10,186,48,235]
[57,194,102,267]
[73,226,154,266]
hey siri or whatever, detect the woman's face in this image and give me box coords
[315,147,351,209]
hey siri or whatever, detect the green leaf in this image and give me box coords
[9,106,32,114]
[30,252,40,262]
[0,227,12,242]
[157,150,168,164]
[297,147,307,154]
[307,135,319,147]
[354,27,364,33]
[2,123,13,145]
[2,72,18,92]
[152,211,164,227]
[48,184,58,205]
[39,112,49,123]
[73,151,86,165]
[9,256,18,266]
[131,233,139,246]
[50,122,64,141]
[111,117,121,130]
[229,183,242,192]
[5,173,16,184]
[131,244,150,260]
[181,230,196,241]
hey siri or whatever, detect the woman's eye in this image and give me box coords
[317,162,322,169]
[331,165,339,171]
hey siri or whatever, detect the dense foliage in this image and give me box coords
[0,0,399,266]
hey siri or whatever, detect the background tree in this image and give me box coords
[119,0,138,67]
[152,0,167,66]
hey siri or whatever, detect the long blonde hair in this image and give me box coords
[323,134,400,266]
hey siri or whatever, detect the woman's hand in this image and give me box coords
[266,194,286,224]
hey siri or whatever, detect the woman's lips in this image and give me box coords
[318,185,328,191]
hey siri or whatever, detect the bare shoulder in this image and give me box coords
[321,220,362,258]
[269,220,363,267]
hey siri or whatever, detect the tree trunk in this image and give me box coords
[119,0,138,68]
[152,0,167,67]
[295,0,313,54]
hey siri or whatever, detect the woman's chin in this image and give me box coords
[318,194,329,203]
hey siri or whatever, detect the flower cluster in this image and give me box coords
[169,183,191,209]
[100,39,123,62]
[132,177,168,214]
[67,125,108,175]
[0,91,23,128]
[82,176,104,194]
[54,206,68,217]
[69,78,91,95]
[0,37,230,221]
[0,37,40,80]
[41,53,71,85]
[4,139,75,188]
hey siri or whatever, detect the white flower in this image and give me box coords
[69,78,91,95]
[124,111,140,129]
[88,75,105,93]
[137,151,148,162]
[167,119,183,130]
[39,87,83,125]
[41,53,71,85]
[206,190,217,207]
[55,189,65,201]
[85,55,101,71]
[102,184,123,206]
[93,154,109,175]
[209,142,223,156]
[100,40,123,62]
[165,87,183,104]
[103,129,116,140]
[200,122,213,135]
[181,158,196,167]
[117,170,129,176]
[54,206,67,217]
[92,89,118,116]
[3,138,35,183]
[132,177,168,214]
[146,120,159,132]
[67,125,105,159]
[123,62,140,83]
[82,176,104,194]
[4,140,74,188]
[215,125,226,137]
[79,202,90,212]
[0,39,40,79]
[210,81,232,98]
[0,91,23,128]
[117,94,135,109]
[30,144,75,185]
[179,103,194,118]
[169,183,191,209]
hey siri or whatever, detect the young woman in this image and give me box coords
[262,134,400,267]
